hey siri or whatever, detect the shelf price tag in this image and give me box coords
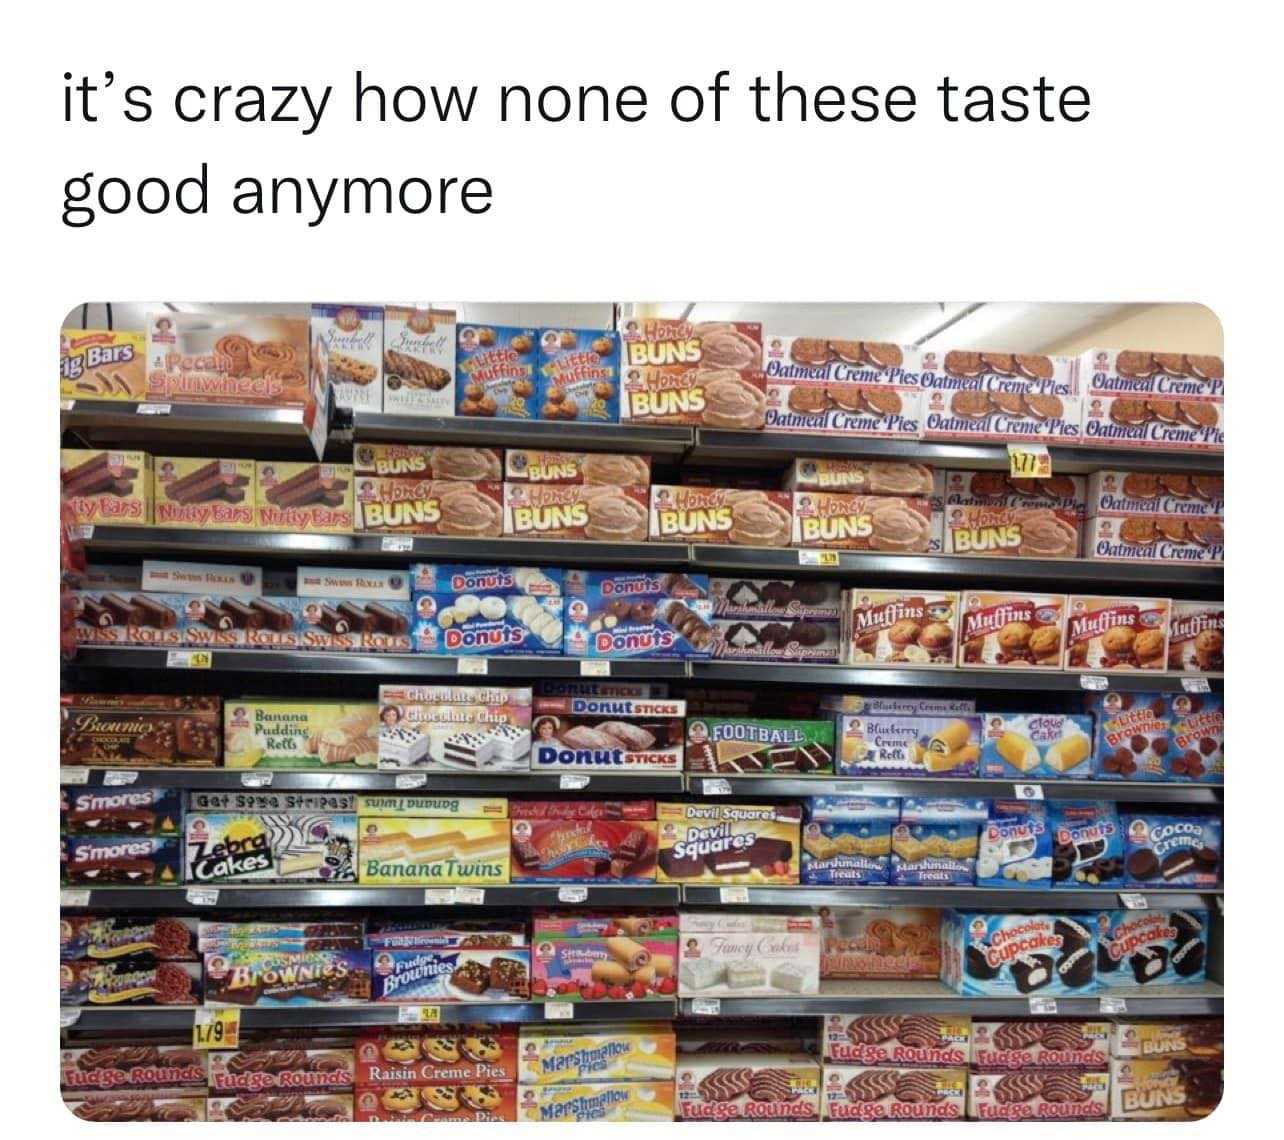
[396,773,428,790]
[579,660,611,677]
[185,888,220,907]
[691,998,721,1016]
[103,770,139,787]
[60,1008,81,1028]
[1007,442,1052,479]
[559,773,590,790]
[702,779,732,796]
[75,523,95,542]
[193,1008,240,1050]
[558,886,588,904]
[397,1005,442,1024]
[59,767,90,786]
[457,657,488,675]
[422,889,455,905]
[798,550,840,567]
[1078,674,1109,691]
[167,649,212,669]
[1099,996,1128,1014]
[455,887,485,905]
[1028,997,1057,1015]
[60,889,91,908]
[1013,783,1044,801]
[137,403,172,416]
[1181,677,1212,694]
[1119,892,1149,911]
[380,535,413,553]
[239,771,273,788]
[719,887,749,904]
[60,399,76,412]
[543,1002,574,1020]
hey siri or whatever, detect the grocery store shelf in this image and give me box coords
[61,999,677,1033]
[688,775,1224,805]
[691,429,1226,473]
[680,885,1222,910]
[680,979,1224,1018]
[60,885,681,910]
[61,401,321,451]
[350,412,694,455]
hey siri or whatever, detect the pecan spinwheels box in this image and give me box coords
[504,483,649,542]
[822,1014,971,1067]
[820,908,941,980]
[357,1027,517,1084]
[61,328,145,400]
[1077,348,1224,451]
[959,591,1067,669]
[650,485,792,546]
[510,800,658,882]
[792,492,933,552]
[209,1047,356,1093]
[356,477,502,537]
[677,1054,821,1120]
[968,1069,1109,1121]
[823,1065,966,1120]
[920,349,1081,443]
[655,802,800,884]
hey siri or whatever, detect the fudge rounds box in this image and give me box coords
[1096,909,1209,988]
[1064,594,1170,672]
[762,336,922,439]
[802,797,896,886]
[839,589,959,667]
[970,1019,1109,1070]
[203,949,372,1006]
[824,1065,966,1120]
[311,303,382,412]
[791,492,933,552]
[1168,598,1224,674]
[529,913,677,1002]
[536,328,620,421]
[980,712,1093,779]
[206,1094,354,1121]
[685,716,834,774]
[355,477,503,537]
[510,802,658,882]
[209,1046,356,1093]
[959,591,1066,669]
[823,1015,971,1067]
[619,318,764,428]
[649,485,792,546]
[711,576,840,619]
[655,802,801,884]
[223,700,378,769]
[1108,1057,1223,1120]
[356,1026,518,1084]
[836,714,981,777]
[785,457,935,495]
[456,324,538,418]
[940,911,1099,997]
[60,693,220,767]
[505,449,649,485]
[371,947,530,1002]
[677,912,821,997]
[968,1069,1109,1121]
[530,696,686,772]
[60,1043,207,1091]
[61,328,145,400]
[943,469,1087,512]
[504,483,649,542]
[152,456,255,529]
[1122,814,1221,887]
[518,1025,675,1084]
[66,1094,207,1122]
[61,448,151,526]
[677,1054,820,1120]
[254,461,354,534]
[381,306,456,416]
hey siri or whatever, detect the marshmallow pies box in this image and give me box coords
[941,911,1100,996]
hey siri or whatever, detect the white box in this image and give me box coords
[381,306,456,415]
[311,304,383,412]
[677,912,820,997]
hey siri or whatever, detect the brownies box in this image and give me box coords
[655,802,801,884]
[61,835,182,886]
[61,448,152,526]
[375,685,533,771]
[151,456,255,529]
[254,461,354,533]
[802,797,897,885]
[60,693,220,767]
[62,915,198,961]
[980,713,1093,779]
[1108,1058,1223,1120]
[762,335,922,440]
[311,303,383,412]
[536,328,620,421]
[823,1065,966,1121]
[517,1081,675,1122]
[711,617,839,661]
[510,801,658,882]
[412,592,562,656]
[959,592,1066,669]
[890,798,986,886]
[354,1084,516,1121]
[356,1026,518,1084]
[822,1015,971,1067]
[820,908,941,980]
[944,503,1081,558]
[530,913,678,1002]
[677,1054,820,1120]
[785,457,935,495]
[518,1025,675,1084]
[1049,801,1123,888]
[61,785,182,836]
[61,958,202,1006]
[204,948,372,1006]
[1087,468,1223,517]
[412,561,562,597]
[685,717,834,774]
[1110,1018,1224,1061]
[1088,691,1172,781]
[1167,599,1224,674]
[456,323,538,418]
[1064,595,1170,672]
[1096,909,1210,988]
[503,482,650,542]
[565,596,714,659]
[619,318,764,428]
[355,477,503,537]
[975,800,1052,888]
[840,589,959,667]
[1084,514,1223,563]
[354,443,501,482]
[144,311,311,407]
[968,1069,1109,1121]
[836,714,981,777]
[223,700,378,769]
[381,306,456,416]
[371,947,530,1002]
[970,1019,1109,1070]
[207,1093,354,1121]
[920,348,1082,443]
[649,485,792,546]
[60,1044,207,1092]
[678,912,820,997]
[941,911,1099,997]
[1076,348,1224,452]
[792,492,933,552]
[530,696,686,772]
[61,328,146,400]
[710,576,840,619]
[209,1046,356,1092]
[1168,692,1223,782]
[1122,814,1221,887]
[505,449,650,486]
[359,817,510,885]
[65,1094,207,1122]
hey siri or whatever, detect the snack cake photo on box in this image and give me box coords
[821,1014,971,1067]
[677,911,821,997]
[1049,801,1123,888]
[836,714,981,777]
[1087,691,1171,781]
[536,327,620,421]
[802,797,898,885]
[820,908,941,980]
[517,1024,676,1084]
[223,700,379,769]
[980,712,1093,779]
[359,816,510,885]
[1122,814,1221,887]
[517,1081,676,1122]
[530,913,677,1002]
[510,800,658,883]
[655,802,801,884]
[890,798,986,887]
[685,716,834,774]
[354,1025,518,1085]
[676,1053,821,1120]
[1096,908,1209,988]
[456,324,538,418]
[1167,692,1223,782]
[975,800,1053,888]
[822,1064,967,1120]
[371,947,530,1003]
[941,911,1098,997]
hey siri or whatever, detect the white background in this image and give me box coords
[4,0,1272,1132]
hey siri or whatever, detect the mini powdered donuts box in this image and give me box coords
[710,576,840,619]
[940,911,1099,997]
[792,492,933,552]
[823,1065,967,1121]
[509,800,658,882]
[836,714,981,777]
[456,324,539,418]
[516,1081,676,1122]
[504,449,650,485]
[518,1024,676,1084]
[1049,801,1123,888]
[412,592,563,656]
[959,592,1066,669]
[970,1019,1110,1070]
[358,816,511,885]
[1167,598,1224,674]
[655,802,801,884]
[355,477,503,537]
[920,348,1082,443]
[820,908,941,980]
[504,483,650,542]
[685,717,835,774]
[649,485,793,546]
[677,912,821,997]
[565,596,714,659]
[619,318,765,428]
[536,328,620,422]
[61,449,152,525]
[61,328,146,400]
[412,562,562,597]
[839,589,959,667]
[530,913,678,1002]
[943,504,1081,558]
[975,800,1053,888]
[784,457,935,495]
[1110,1018,1224,1061]
[762,335,923,439]
[1168,692,1223,782]
[968,1069,1110,1121]
[980,712,1093,779]
[354,443,502,482]
[1077,348,1224,452]
[60,693,221,767]
[1064,595,1170,672]
[676,1054,820,1121]
[1097,909,1209,988]
[823,1015,971,1068]
[311,304,383,412]
[152,456,255,529]
[255,461,354,533]
[1108,1057,1223,1120]
[564,568,707,604]
[223,701,378,769]
[529,696,686,773]
[1088,691,1172,781]
[381,306,456,416]
[209,1046,356,1093]
[890,798,986,886]
[370,947,530,1003]
[355,1026,518,1084]
[1122,814,1222,887]
[802,796,896,886]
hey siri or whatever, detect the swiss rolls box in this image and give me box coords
[1096,909,1209,988]
[941,911,1099,997]
[802,797,898,886]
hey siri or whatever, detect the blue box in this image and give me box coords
[410,563,564,598]
[1167,693,1223,783]
[412,593,563,656]
[979,712,1095,780]
[563,597,712,659]
[370,948,531,1003]
[564,569,709,605]
[537,328,620,422]
[1096,909,1209,987]
[890,798,987,886]
[802,797,898,885]
[941,910,1100,996]
[1087,692,1171,780]
[456,325,539,419]
[61,786,183,836]
[976,800,1053,888]
[1050,801,1123,888]
[1123,814,1222,887]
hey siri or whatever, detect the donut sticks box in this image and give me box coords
[677,912,821,997]
[1096,909,1210,988]
[1049,801,1124,888]
[822,1014,971,1067]
[1064,594,1170,672]
[1122,815,1222,887]
[649,485,793,547]
[980,713,1094,779]
[1108,1057,1223,1120]
[529,913,678,1002]
[517,1024,676,1084]
[970,1019,1110,1070]
[835,714,982,777]
[1076,348,1224,452]
[920,348,1082,443]
[655,802,801,884]
[1168,692,1223,782]
[455,324,538,419]
[763,336,923,439]
[536,328,620,422]
[677,1054,821,1120]
[356,1026,517,1084]
[529,696,685,773]
[791,492,933,552]
[509,801,658,882]
[839,589,959,667]
[968,1070,1109,1121]
[1168,598,1225,674]
[820,908,941,979]
[940,911,1099,997]
[959,592,1067,669]
[823,1065,966,1121]
[1087,691,1172,781]
[618,318,765,428]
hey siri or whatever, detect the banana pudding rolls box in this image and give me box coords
[223,700,379,768]
[655,802,800,884]
[530,913,677,1002]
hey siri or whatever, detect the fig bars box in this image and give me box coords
[530,913,677,1002]
[677,912,821,997]
[381,306,456,416]
[61,328,146,400]
[311,303,383,412]
[959,591,1066,669]
[655,802,801,884]
[840,589,959,667]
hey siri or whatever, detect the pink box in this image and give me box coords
[530,913,677,1002]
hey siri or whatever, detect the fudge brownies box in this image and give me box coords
[529,913,677,1002]
[839,589,959,667]
[1063,594,1170,672]
[677,912,821,997]
[677,1054,821,1120]
[823,1065,966,1121]
[649,485,793,546]
[311,303,382,412]
[618,318,765,428]
[455,324,538,419]
[762,335,924,440]
[1167,599,1224,674]
[503,483,649,543]
[655,802,801,884]
[819,907,941,980]
[958,591,1066,669]
[536,328,620,422]
[61,328,146,401]
[370,947,530,1003]
[381,305,456,416]
[791,492,933,553]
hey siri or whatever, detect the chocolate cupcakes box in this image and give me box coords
[940,911,1100,997]
[1096,909,1210,989]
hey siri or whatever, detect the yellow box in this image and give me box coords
[255,460,354,534]
[223,700,378,769]
[518,1025,676,1084]
[61,449,152,525]
[655,802,800,884]
[359,817,510,884]
[152,457,256,530]
[61,329,146,401]
[516,1082,675,1122]
[357,795,508,819]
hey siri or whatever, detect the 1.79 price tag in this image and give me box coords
[193,1008,240,1050]
[1007,443,1052,479]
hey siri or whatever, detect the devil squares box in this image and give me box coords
[1096,909,1209,989]
[656,802,800,884]
[940,911,1099,997]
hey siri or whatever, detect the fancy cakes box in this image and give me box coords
[677,912,821,997]
[940,911,1100,997]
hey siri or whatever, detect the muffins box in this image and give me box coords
[1064,595,1170,672]
[504,483,650,542]
[920,349,1081,443]
[1167,599,1224,673]
[839,589,959,667]
[959,591,1066,669]
[381,306,456,416]
[792,492,933,552]
[455,324,538,418]
[649,485,793,546]
[536,328,620,422]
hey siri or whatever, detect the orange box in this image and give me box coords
[1064,595,1171,672]
[505,483,649,542]
[958,592,1067,669]
[354,1083,516,1121]
[355,478,503,537]
[942,504,1081,558]
[355,1027,517,1085]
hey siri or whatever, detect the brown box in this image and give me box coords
[793,492,933,552]
[820,908,941,979]
[255,461,354,533]
[1064,595,1171,672]
[352,442,501,481]
[152,457,254,530]
[505,483,649,542]
[958,591,1067,669]
[784,458,934,495]
[942,504,1080,558]
[1167,599,1224,674]
[355,477,502,536]
[649,485,792,546]
[504,450,651,486]
[60,693,221,767]
[61,449,152,526]
[839,589,959,667]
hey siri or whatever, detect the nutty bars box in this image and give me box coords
[650,485,793,546]
[763,336,923,439]
[504,483,650,542]
[255,461,354,533]
[382,306,456,416]
[61,449,152,525]
[61,328,146,400]
[152,456,255,529]
[311,303,383,412]
[921,349,1081,442]
[1064,595,1170,672]
[1077,348,1224,451]
[655,802,801,884]
[792,492,934,552]
[619,318,765,427]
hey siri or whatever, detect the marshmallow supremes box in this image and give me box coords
[677,912,821,996]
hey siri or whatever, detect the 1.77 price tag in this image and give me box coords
[1007,443,1052,479]
[193,1008,240,1050]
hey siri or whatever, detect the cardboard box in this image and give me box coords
[979,712,1094,779]
[371,947,529,1002]
[1084,513,1222,563]
[802,797,897,885]
[456,324,538,418]
[65,1094,207,1121]
[822,1015,970,1067]
[959,591,1066,669]
[530,913,677,1002]
[619,318,764,427]
[518,1025,675,1084]
[677,912,821,997]
[942,469,1086,512]
[354,1084,515,1121]
[1168,692,1223,783]
[503,482,649,542]
[1121,814,1221,888]
[536,328,620,422]
[355,477,502,537]
[890,798,986,886]
[504,449,650,485]
[975,800,1052,888]
[1110,1019,1224,1061]
[970,1019,1109,1069]
[311,303,382,412]
[943,504,1081,558]
[355,1027,517,1085]
[564,569,707,603]
[60,1043,206,1090]
[940,911,1098,996]
[649,485,792,546]
[1097,909,1210,988]
[222,701,377,769]
[823,1065,965,1120]
[839,589,959,667]
[375,685,532,771]
[510,815,657,883]
[1087,469,1223,517]
[530,696,685,773]
[61,329,146,400]
[206,1094,354,1121]
[1108,1058,1222,1120]
[61,835,183,886]
[792,491,932,551]
[685,717,834,773]
[381,306,456,416]
[711,617,839,661]
[295,596,412,653]
[836,714,981,777]
[1064,595,1170,672]
[969,1070,1108,1121]
[820,908,940,979]
[61,786,183,836]
[1167,599,1224,673]
[412,562,562,597]
[1088,691,1171,780]
[412,592,562,656]
[566,596,713,659]
[516,1082,675,1122]
[1050,802,1123,888]
[296,566,410,601]
[655,802,800,884]
[61,448,151,525]
[255,461,353,533]
[354,442,501,481]
[784,457,935,495]
[209,1047,355,1093]
[678,1054,820,1120]
[359,817,510,884]
[60,692,220,767]
[710,576,840,619]
[357,795,507,819]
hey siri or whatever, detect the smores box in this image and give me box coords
[655,802,800,884]
[920,349,1081,443]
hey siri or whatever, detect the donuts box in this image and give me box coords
[943,505,1081,558]
[509,801,658,882]
[370,948,530,1003]
[380,306,456,417]
[565,569,708,604]
[1122,814,1221,887]
[529,696,686,773]
[1064,595,1170,672]
[677,912,821,997]
[504,449,650,485]
[975,800,1053,889]
[516,1081,675,1122]
[209,1046,356,1092]
[940,911,1100,997]
[655,802,801,884]
[565,596,714,659]
[1168,693,1223,782]
[412,592,563,656]
[677,1054,821,1120]
[890,798,986,886]
[355,477,503,537]
[1049,801,1123,888]
[517,1025,676,1084]
[1087,692,1172,781]
[785,458,935,495]
[685,717,835,774]
[792,492,933,552]
[970,1019,1110,1070]
[980,712,1094,779]
[311,303,382,412]
[968,1070,1109,1121]
[839,589,959,667]
[354,1084,516,1122]
[820,908,941,979]
[411,562,562,598]
[536,328,620,422]
[455,324,538,419]
[823,1065,966,1120]
[619,318,764,428]
[822,1014,971,1067]
[354,443,502,482]
[710,576,840,619]
[762,335,923,440]
[355,1026,518,1084]
[1096,909,1210,988]
[710,617,840,662]
[1167,599,1224,675]
[649,485,793,546]
[802,796,897,885]
[503,482,650,542]
[529,913,678,1002]
[835,714,982,777]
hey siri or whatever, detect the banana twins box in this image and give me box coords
[359,810,510,885]
[656,802,801,884]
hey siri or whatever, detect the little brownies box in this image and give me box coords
[655,802,801,884]
[941,911,1099,997]
[509,801,658,883]
[1096,909,1209,988]
[802,797,898,885]
[530,696,686,772]
[1122,814,1222,887]
[531,913,677,1002]
[677,912,821,997]
[1088,691,1171,781]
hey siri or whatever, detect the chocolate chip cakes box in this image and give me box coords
[822,1014,972,1067]
[822,1065,967,1121]
[839,589,959,667]
[649,485,793,546]
[685,717,834,774]
[792,492,934,553]
[655,802,801,884]
[1096,909,1210,989]
[940,911,1100,996]
[375,684,532,771]
[979,712,1094,779]
[920,348,1082,443]
[836,714,982,777]
[676,1054,821,1120]
[678,912,821,997]
[1064,595,1170,672]
[381,306,456,416]
[762,336,924,439]
[1076,348,1224,451]
[310,303,383,412]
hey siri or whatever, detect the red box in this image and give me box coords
[510,807,658,882]
[355,1027,517,1085]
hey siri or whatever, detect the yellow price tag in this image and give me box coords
[193,1008,240,1050]
[798,550,840,567]
[166,649,212,669]
[1007,443,1052,479]
[398,1005,442,1024]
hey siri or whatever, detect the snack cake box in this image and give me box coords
[1064,594,1170,672]
[710,575,840,618]
[1110,1018,1224,1060]
[510,801,659,883]
[456,324,539,419]
[412,592,563,656]
[685,716,835,774]
[975,800,1053,889]
[354,477,504,538]
[375,692,533,772]
[354,1084,516,1122]
[969,1019,1110,1070]
[311,303,383,412]
[516,1081,676,1122]
[254,461,354,534]
[355,1026,518,1084]
[677,912,820,997]
[503,483,651,543]
[676,1054,821,1120]
[352,445,500,484]
[1123,813,1222,887]
[293,595,413,654]
[891,798,986,887]
[822,1015,971,1067]
[206,1093,355,1121]
[208,1046,356,1092]
[61,915,198,962]
[380,306,457,417]
[370,947,531,1003]
[203,948,372,1006]
[223,700,379,769]
[968,1069,1110,1121]
[505,449,652,486]
[517,1024,676,1084]
[958,591,1067,669]
[61,449,152,526]
[61,957,202,1006]
[940,911,1100,997]
[61,835,183,886]
[60,692,221,768]
[536,327,621,421]
[411,562,563,598]
[785,457,936,495]
[1050,801,1123,888]
[61,785,182,835]
[822,1064,967,1120]
[60,1043,208,1091]
[649,485,793,546]
[1167,692,1223,783]
[980,712,1093,779]
[152,456,256,529]
[1108,1057,1223,1120]
[802,797,897,885]
[655,802,801,884]
[1087,468,1224,517]
[61,328,146,400]
[564,595,714,659]
[530,913,678,1002]
[1096,909,1210,988]
[1168,598,1224,674]
[1087,691,1171,781]
[839,588,959,667]
[530,696,686,772]
[836,714,981,777]
[791,491,934,552]
[821,908,941,980]
[65,1094,208,1122]
[358,817,510,885]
